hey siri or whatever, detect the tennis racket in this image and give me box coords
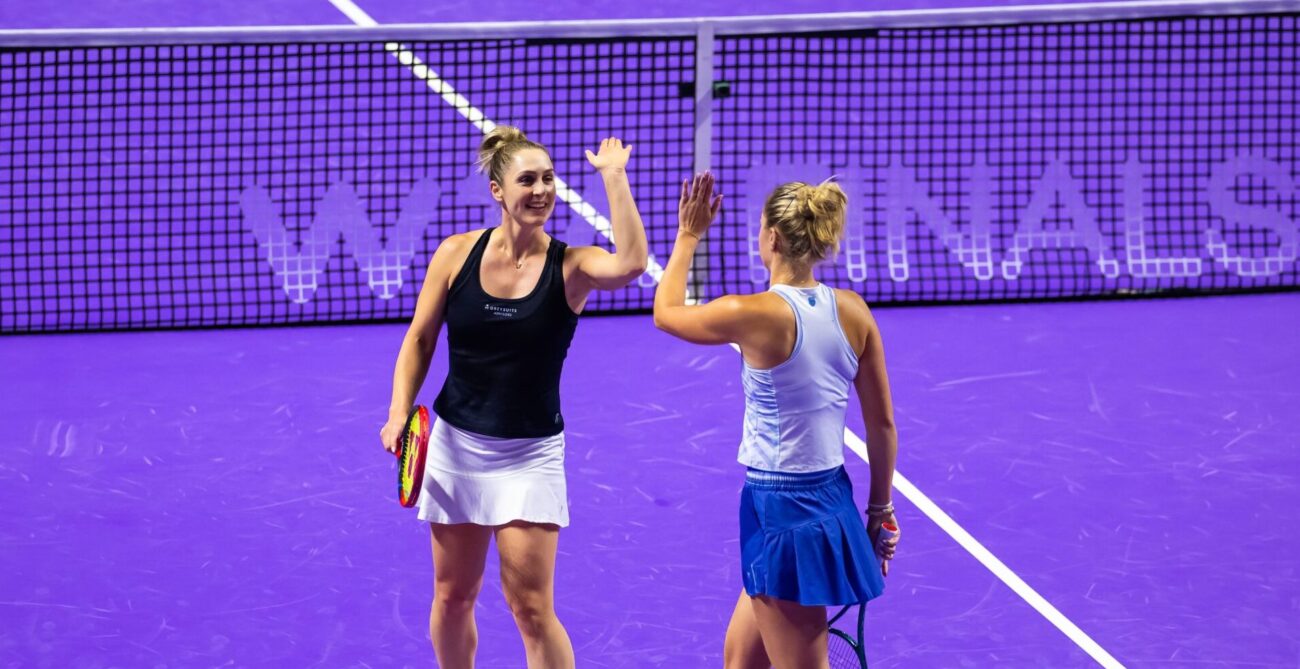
[396,405,430,507]
[828,518,897,667]
[827,603,868,668]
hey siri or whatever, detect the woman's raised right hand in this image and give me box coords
[678,171,723,239]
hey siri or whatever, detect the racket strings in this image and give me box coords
[827,603,867,668]
[827,631,863,668]
[398,406,430,507]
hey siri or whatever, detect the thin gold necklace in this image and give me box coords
[499,236,536,270]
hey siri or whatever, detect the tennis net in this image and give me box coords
[1,2,1296,332]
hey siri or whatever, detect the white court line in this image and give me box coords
[329,0,1122,664]
[841,429,1125,668]
[327,0,666,283]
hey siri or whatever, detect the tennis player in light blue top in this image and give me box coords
[654,172,900,669]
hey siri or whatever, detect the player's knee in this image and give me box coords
[509,607,550,639]
[722,643,744,669]
[722,638,763,669]
[503,589,552,637]
[432,581,480,613]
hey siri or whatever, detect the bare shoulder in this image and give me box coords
[419,230,487,296]
[439,229,485,254]
[407,230,486,327]
[833,288,877,355]
[834,288,871,316]
[694,291,786,330]
[429,229,484,266]
[730,291,790,320]
[732,291,800,340]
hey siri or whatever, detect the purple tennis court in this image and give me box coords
[2,0,1298,667]
[5,294,1298,666]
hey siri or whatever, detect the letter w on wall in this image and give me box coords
[240,180,441,303]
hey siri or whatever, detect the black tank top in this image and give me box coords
[433,228,579,438]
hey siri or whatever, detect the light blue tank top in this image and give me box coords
[738,284,860,472]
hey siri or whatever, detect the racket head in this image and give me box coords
[827,628,864,668]
[827,603,868,668]
[397,405,430,507]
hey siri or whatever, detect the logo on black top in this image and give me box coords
[484,303,519,318]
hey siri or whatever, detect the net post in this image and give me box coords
[688,21,716,304]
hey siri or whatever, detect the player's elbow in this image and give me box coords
[652,309,668,332]
[616,268,646,289]
[599,257,646,290]
[866,417,897,438]
[651,308,678,335]
[408,329,436,357]
[621,256,648,280]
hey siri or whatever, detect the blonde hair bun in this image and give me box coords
[763,178,848,264]
[476,125,548,183]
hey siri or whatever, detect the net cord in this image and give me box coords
[0,0,1294,46]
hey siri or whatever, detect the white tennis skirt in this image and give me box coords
[416,416,569,527]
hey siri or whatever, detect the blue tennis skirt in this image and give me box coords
[739,466,886,607]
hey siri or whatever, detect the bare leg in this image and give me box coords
[724,589,771,669]
[429,523,492,669]
[750,595,829,669]
[495,521,575,669]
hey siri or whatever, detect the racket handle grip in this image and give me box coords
[874,521,899,560]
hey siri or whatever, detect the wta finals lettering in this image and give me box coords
[242,153,1297,303]
[741,155,1298,285]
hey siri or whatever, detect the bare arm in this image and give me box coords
[571,138,649,291]
[850,296,900,574]
[378,235,463,453]
[854,308,898,508]
[653,172,738,342]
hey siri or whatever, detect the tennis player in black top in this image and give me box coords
[379,127,647,668]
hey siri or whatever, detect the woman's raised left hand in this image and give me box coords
[678,171,723,240]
